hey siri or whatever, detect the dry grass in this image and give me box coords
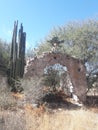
[0,76,98,130]
[21,77,45,104]
[0,76,17,110]
[25,107,98,130]
[0,109,26,130]
[0,106,98,130]
[12,92,24,99]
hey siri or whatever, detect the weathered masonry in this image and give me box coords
[25,52,87,102]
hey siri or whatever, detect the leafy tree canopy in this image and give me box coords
[36,19,98,72]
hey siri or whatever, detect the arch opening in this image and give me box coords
[43,63,73,96]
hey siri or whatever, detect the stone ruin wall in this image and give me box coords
[24,52,87,102]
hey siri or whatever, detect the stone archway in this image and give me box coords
[24,52,87,102]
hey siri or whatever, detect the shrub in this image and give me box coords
[0,76,17,109]
[43,67,60,92]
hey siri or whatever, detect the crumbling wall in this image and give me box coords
[24,52,87,102]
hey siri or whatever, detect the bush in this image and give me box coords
[0,76,17,109]
[43,67,60,91]
[0,39,10,68]
[21,77,45,104]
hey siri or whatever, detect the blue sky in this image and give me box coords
[0,0,98,48]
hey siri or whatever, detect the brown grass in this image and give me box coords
[25,107,98,130]
[0,106,98,130]
[0,76,98,130]
[12,93,24,99]
[0,87,98,130]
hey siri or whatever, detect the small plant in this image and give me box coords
[43,67,60,92]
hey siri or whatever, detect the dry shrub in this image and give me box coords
[0,76,16,109]
[21,77,45,104]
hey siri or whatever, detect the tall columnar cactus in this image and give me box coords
[9,21,26,91]
[10,21,18,79]
[18,24,26,77]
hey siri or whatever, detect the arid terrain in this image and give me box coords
[0,91,98,130]
[0,76,98,130]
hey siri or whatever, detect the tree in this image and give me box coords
[0,39,10,68]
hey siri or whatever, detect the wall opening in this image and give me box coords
[43,63,73,95]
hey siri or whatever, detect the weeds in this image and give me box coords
[0,76,17,110]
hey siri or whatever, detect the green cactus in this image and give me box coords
[18,24,26,77]
[10,21,18,79]
[9,21,26,92]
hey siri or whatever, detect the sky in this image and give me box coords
[0,0,98,49]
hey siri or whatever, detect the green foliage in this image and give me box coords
[36,19,98,64]
[86,69,98,92]
[0,39,10,67]
[43,67,60,92]
[37,41,51,56]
